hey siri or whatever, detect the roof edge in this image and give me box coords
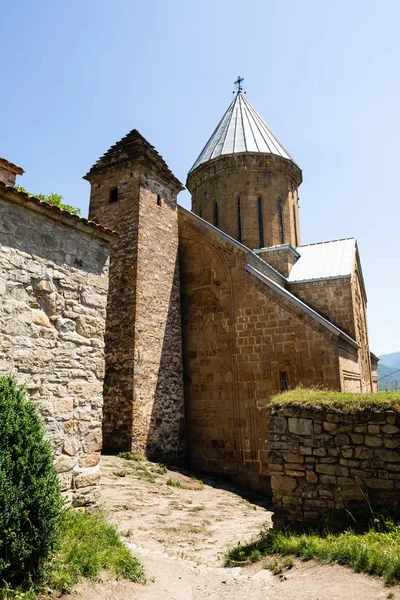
[288,274,352,285]
[0,182,117,242]
[0,157,24,175]
[245,264,361,350]
[178,205,287,284]
[255,243,300,259]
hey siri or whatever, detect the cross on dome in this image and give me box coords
[234,76,244,92]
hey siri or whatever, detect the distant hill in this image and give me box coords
[378,351,400,390]
[379,351,400,370]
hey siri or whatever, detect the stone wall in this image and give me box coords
[288,266,373,393]
[267,400,400,527]
[179,208,354,493]
[187,153,302,251]
[0,189,112,506]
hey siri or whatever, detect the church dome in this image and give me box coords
[189,90,297,174]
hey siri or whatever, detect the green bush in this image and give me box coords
[0,376,63,585]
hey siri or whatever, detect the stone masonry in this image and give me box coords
[0,183,114,506]
[86,130,185,460]
[187,153,302,251]
[267,400,400,526]
[179,207,359,492]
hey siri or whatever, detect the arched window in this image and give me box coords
[157,194,162,206]
[280,370,289,392]
[213,200,219,228]
[278,199,284,244]
[257,196,264,248]
[109,187,119,204]
[237,196,242,242]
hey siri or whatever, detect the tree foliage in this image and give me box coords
[0,376,63,585]
[15,186,81,215]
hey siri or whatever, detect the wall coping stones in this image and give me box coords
[0,183,118,242]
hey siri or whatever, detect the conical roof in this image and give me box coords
[84,129,183,190]
[189,92,295,173]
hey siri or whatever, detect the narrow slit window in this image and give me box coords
[257,196,264,248]
[109,187,119,204]
[157,194,161,206]
[213,200,218,228]
[293,205,299,247]
[278,199,284,244]
[280,370,289,392]
[237,196,242,242]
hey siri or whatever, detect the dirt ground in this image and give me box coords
[63,455,399,600]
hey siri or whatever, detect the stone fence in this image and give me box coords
[267,400,400,527]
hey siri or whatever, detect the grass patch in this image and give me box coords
[166,477,203,490]
[189,505,205,512]
[117,451,145,461]
[47,510,145,591]
[151,463,167,475]
[269,387,400,412]
[0,510,144,598]
[166,478,185,489]
[131,464,156,483]
[225,516,400,585]
[113,470,128,477]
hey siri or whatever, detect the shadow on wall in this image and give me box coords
[145,251,186,463]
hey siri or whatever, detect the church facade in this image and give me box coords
[84,88,378,492]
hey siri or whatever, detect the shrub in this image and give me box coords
[0,376,63,585]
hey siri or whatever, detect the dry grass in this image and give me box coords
[269,388,400,412]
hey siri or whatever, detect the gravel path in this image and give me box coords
[63,455,398,600]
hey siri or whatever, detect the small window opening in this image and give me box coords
[109,187,119,204]
[257,196,264,248]
[237,196,242,242]
[293,205,299,247]
[213,200,219,228]
[278,198,284,244]
[280,370,289,392]
[199,207,203,218]
[157,194,161,206]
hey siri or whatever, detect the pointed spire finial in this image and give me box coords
[234,76,244,93]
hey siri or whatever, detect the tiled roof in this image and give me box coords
[288,238,356,283]
[84,129,184,190]
[0,181,117,240]
[189,91,296,173]
[0,157,24,175]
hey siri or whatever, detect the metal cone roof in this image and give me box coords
[189,92,295,173]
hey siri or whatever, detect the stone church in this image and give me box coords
[0,84,378,497]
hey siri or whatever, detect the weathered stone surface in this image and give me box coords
[54,454,79,473]
[365,435,383,448]
[87,159,185,461]
[0,192,111,504]
[271,475,297,493]
[267,402,400,527]
[288,418,313,436]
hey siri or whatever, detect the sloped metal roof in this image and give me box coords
[288,238,356,283]
[189,92,295,173]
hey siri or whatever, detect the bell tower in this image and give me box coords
[187,80,302,255]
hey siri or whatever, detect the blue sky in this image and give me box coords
[1,0,399,354]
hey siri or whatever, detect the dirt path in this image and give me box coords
[64,455,398,600]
